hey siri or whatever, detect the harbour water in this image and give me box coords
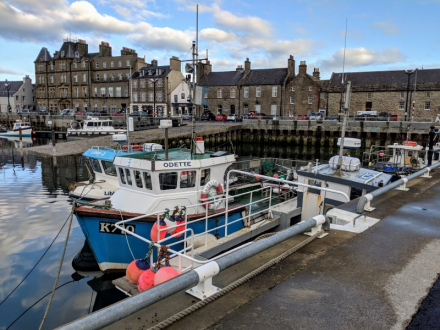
[0,137,363,329]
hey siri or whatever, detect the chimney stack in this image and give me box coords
[244,58,251,73]
[313,68,320,80]
[151,59,158,67]
[236,64,243,71]
[170,56,181,72]
[288,55,295,77]
[99,41,112,57]
[299,61,307,75]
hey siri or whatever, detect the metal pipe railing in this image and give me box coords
[356,161,440,213]
[59,216,325,330]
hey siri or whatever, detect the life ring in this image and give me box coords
[200,180,224,209]
[123,144,143,151]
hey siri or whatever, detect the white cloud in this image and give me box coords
[318,47,405,72]
[370,21,401,35]
[0,66,24,75]
[200,28,237,43]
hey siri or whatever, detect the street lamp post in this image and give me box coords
[4,79,11,113]
[404,70,415,121]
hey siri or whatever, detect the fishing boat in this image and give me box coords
[0,120,32,137]
[67,117,126,137]
[69,138,162,201]
[362,141,440,174]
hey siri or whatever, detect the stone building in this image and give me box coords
[324,69,440,120]
[34,38,145,113]
[0,76,36,113]
[130,57,185,116]
[197,56,320,117]
[170,80,191,116]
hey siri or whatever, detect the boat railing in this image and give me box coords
[114,173,350,273]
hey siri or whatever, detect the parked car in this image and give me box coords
[215,114,227,121]
[111,111,124,116]
[129,111,141,117]
[249,112,268,119]
[60,109,73,115]
[75,111,85,116]
[227,114,240,121]
[309,112,323,120]
[181,113,194,120]
[200,111,216,121]
[326,115,339,121]
[19,109,30,115]
[296,114,309,120]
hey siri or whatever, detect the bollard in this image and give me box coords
[428,125,435,166]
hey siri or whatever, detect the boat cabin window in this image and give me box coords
[87,122,94,127]
[407,150,413,157]
[102,161,116,176]
[134,170,143,188]
[159,172,178,190]
[143,172,152,190]
[119,168,126,184]
[90,159,102,173]
[201,169,210,185]
[180,171,196,188]
[125,169,133,185]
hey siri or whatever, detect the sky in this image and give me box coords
[0,0,440,83]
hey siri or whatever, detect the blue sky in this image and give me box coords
[1,0,439,83]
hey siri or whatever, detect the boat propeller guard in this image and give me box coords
[200,180,224,210]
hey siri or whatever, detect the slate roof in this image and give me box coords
[53,41,79,60]
[199,71,244,87]
[0,81,23,96]
[240,68,288,86]
[331,68,440,86]
[132,66,171,79]
[34,47,52,62]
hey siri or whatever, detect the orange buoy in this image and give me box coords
[154,266,179,286]
[150,219,168,241]
[137,269,156,292]
[126,259,150,285]
[273,173,279,178]
[256,176,261,181]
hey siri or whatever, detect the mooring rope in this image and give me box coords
[148,230,322,330]
[38,202,75,330]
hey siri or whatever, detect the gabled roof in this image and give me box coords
[331,68,440,86]
[132,65,171,79]
[0,81,23,96]
[240,68,287,86]
[53,41,79,60]
[199,71,244,87]
[34,47,52,62]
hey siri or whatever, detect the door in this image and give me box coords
[231,105,235,115]
[365,102,372,111]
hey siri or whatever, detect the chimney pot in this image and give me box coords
[290,55,293,60]
[246,58,249,61]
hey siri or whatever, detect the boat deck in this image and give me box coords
[99,168,440,330]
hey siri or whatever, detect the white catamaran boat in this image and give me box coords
[0,120,32,137]
[67,117,126,137]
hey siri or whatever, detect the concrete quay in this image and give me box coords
[97,169,440,330]
[27,122,242,156]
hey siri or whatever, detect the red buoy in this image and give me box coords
[138,269,156,292]
[126,259,150,285]
[154,266,179,286]
[256,176,261,181]
[273,173,279,178]
[150,219,167,241]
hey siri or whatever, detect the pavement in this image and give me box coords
[94,170,440,330]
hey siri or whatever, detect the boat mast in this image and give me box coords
[127,66,132,148]
[336,80,351,177]
[190,5,198,155]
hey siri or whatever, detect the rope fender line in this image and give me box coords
[148,230,322,330]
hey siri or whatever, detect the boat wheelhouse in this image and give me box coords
[0,120,32,137]
[67,117,126,137]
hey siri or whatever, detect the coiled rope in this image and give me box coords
[149,230,322,330]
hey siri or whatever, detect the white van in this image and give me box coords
[309,112,323,120]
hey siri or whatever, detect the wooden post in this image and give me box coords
[19,127,23,151]
[165,127,169,160]
[52,129,57,166]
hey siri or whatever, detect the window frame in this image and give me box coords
[272,86,277,97]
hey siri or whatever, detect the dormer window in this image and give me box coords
[61,51,65,57]
[75,51,79,57]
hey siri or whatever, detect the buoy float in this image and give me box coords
[153,266,179,286]
[122,144,143,151]
[273,173,279,178]
[126,259,150,285]
[150,218,168,241]
[256,176,261,181]
[137,268,156,292]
